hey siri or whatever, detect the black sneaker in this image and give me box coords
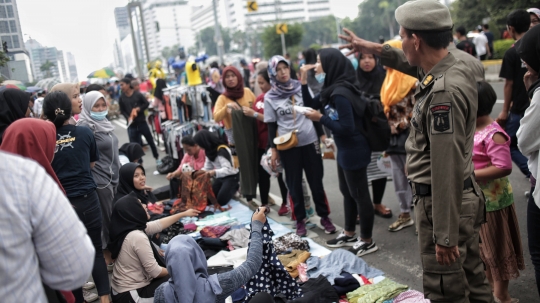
[326,231,357,248]
[348,239,379,257]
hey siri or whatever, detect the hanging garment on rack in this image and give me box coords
[231,109,259,197]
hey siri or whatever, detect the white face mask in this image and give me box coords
[315,73,326,83]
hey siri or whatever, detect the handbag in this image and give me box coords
[274,96,299,151]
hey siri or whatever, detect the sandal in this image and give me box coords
[374,207,393,218]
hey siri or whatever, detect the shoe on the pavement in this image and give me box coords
[83,289,99,302]
[326,231,357,248]
[349,239,379,257]
[82,282,95,290]
[278,204,290,216]
[388,215,414,232]
[268,195,276,206]
[320,217,337,234]
[248,200,259,209]
[233,191,241,200]
[305,207,315,218]
[296,220,307,237]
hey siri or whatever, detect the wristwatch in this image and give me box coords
[253,112,259,118]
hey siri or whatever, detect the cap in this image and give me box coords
[395,0,453,31]
[528,8,540,19]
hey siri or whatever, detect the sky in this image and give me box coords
[17,0,361,80]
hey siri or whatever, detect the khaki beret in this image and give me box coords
[395,0,453,31]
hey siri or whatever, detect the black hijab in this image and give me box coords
[119,143,145,162]
[193,129,231,163]
[516,24,540,99]
[0,89,30,144]
[108,192,165,265]
[114,163,157,204]
[154,79,167,103]
[356,53,386,95]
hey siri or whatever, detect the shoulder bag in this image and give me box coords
[273,96,299,151]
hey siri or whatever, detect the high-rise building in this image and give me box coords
[25,38,77,82]
[114,7,130,41]
[0,0,33,82]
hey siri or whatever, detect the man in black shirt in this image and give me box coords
[482,24,494,59]
[119,78,160,162]
[455,26,476,57]
[497,9,531,177]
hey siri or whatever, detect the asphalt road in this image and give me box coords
[112,81,538,301]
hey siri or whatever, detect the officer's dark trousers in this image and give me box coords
[414,187,494,303]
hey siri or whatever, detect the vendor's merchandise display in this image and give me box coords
[346,278,408,303]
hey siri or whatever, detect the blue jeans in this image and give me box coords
[528,186,540,296]
[507,112,531,177]
[128,122,159,159]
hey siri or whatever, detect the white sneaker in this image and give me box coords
[83,289,99,302]
[82,281,95,290]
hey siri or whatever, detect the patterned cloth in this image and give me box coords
[385,90,415,132]
[200,226,231,238]
[393,290,430,303]
[272,232,310,254]
[243,223,303,302]
[171,171,219,214]
[346,278,407,303]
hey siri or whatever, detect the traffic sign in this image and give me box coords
[276,23,288,34]
[247,1,258,12]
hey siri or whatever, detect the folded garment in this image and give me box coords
[183,223,197,231]
[273,232,310,254]
[297,263,309,283]
[277,250,311,278]
[333,272,361,296]
[147,202,164,214]
[200,225,230,238]
[307,249,384,285]
[393,290,430,303]
[207,247,248,268]
[288,276,339,303]
[220,228,250,249]
[346,278,408,303]
[195,212,237,226]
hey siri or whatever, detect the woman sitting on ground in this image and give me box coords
[109,192,199,303]
[114,163,156,204]
[166,135,206,179]
[154,207,267,303]
[118,142,145,166]
[193,129,239,206]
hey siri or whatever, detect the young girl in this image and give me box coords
[474,81,524,303]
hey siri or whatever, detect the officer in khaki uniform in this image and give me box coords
[340,0,494,302]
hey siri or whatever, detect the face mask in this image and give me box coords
[90,110,108,120]
[315,73,326,84]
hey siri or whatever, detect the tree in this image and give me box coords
[261,23,303,58]
[344,0,400,42]
[40,60,55,78]
[161,44,179,60]
[230,30,247,53]
[194,26,231,56]
[301,15,338,48]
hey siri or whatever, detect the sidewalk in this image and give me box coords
[483,59,502,82]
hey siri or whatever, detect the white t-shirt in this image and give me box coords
[473,34,488,56]
[33,97,44,117]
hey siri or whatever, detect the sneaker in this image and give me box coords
[305,206,315,218]
[268,195,276,206]
[82,282,95,290]
[320,217,337,234]
[278,204,290,216]
[349,239,378,257]
[83,290,99,302]
[296,220,307,237]
[326,231,357,248]
[388,215,414,232]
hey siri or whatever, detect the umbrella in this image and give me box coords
[26,86,43,93]
[0,83,26,90]
[35,77,61,91]
[87,68,116,78]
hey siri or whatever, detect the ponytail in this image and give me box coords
[43,92,72,128]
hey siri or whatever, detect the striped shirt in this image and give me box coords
[0,151,95,302]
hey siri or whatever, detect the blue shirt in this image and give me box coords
[52,125,100,197]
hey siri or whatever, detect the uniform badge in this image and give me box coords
[422,74,434,86]
[430,103,453,134]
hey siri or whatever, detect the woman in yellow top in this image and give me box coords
[213,66,259,206]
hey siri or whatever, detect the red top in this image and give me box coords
[254,93,268,150]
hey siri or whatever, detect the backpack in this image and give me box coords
[358,93,391,152]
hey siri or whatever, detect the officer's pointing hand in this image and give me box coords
[339,28,379,57]
[436,244,460,266]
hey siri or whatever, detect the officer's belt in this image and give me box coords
[410,177,473,196]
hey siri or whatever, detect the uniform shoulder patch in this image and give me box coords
[422,74,434,86]
[430,102,453,134]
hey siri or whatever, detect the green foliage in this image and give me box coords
[344,0,400,43]
[195,26,232,56]
[261,23,303,59]
[40,60,55,78]
[161,44,179,59]
[301,15,338,48]
[0,51,9,68]
[309,43,322,51]
[493,39,515,59]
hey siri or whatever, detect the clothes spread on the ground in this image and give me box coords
[346,278,408,303]
[220,229,250,250]
[333,272,361,296]
[195,212,237,227]
[207,247,248,268]
[306,249,384,284]
[201,226,231,238]
[288,276,339,303]
[277,250,311,278]
[171,170,219,213]
[243,222,302,302]
[272,232,310,254]
[392,290,430,303]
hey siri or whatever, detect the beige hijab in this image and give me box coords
[252,61,268,96]
[50,83,80,124]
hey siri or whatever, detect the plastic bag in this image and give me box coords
[260,149,283,177]
[376,152,393,174]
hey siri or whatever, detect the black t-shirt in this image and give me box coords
[52,125,100,198]
[499,46,530,115]
[119,91,150,125]
[456,39,477,57]
[484,31,494,48]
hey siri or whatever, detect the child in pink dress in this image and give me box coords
[473,81,524,303]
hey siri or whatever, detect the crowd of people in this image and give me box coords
[2,1,540,303]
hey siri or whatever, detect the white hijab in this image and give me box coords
[77,91,114,133]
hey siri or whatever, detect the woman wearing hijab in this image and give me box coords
[301,48,376,257]
[109,192,199,303]
[43,91,110,303]
[193,129,239,206]
[207,67,225,107]
[114,163,157,204]
[517,24,540,296]
[154,207,267,303]
[356,52,393,219]
[213,66,259,206]
[265,55,336,237]
[78,90,121,268]
[301,48,323,96]
[118,142,145,166]
[0,88,31,144]
[380,40,417,232]
[50,83,82,124]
